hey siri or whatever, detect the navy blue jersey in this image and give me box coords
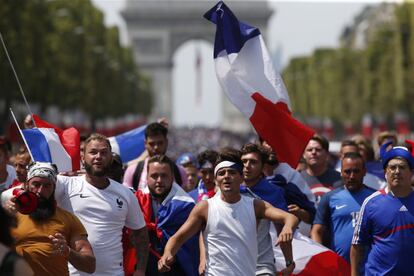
[352,190,414,276]
[267,174,316,220]
[314,186,375,263]
[241,178,288,211]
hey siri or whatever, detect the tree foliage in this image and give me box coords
[283,3,413,132]
[0,0,151,130]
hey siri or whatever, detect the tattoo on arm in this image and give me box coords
[130,227,149,272]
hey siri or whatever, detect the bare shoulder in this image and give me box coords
[253,198,265,218]
[193,200,209,219]
[253,198,266,209]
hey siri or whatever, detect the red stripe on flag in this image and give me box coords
[33,115,80,171]
[294,251,350,276]
[250,92,314,168]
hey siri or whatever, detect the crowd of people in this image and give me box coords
[0,120,413,276]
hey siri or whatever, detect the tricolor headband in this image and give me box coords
[214,161,243,176]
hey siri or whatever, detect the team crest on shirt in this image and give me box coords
[116,197,123,209]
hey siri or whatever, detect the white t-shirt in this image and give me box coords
[0,165,17,192]
[56,175,145,276]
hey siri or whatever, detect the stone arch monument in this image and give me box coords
[122,0,273,132]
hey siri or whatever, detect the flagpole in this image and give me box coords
[0,32,37,127]
[10,108,34,162]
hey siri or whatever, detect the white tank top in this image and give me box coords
[203,194,257,276]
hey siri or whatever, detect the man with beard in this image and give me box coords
[132,154,199,276]
[10,162,96,275]
[55,133,149,276]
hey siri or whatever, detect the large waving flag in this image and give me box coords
[22,115,80,172]
[108,125,146,164]
[204,1,314,167]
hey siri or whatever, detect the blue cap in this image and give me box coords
[176,152,198,167]
[380,141,414,169]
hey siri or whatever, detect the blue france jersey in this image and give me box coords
[352,191,414,276]
[314,186,375,262]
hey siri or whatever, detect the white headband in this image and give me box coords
[27,162,58,183]
[214,161,242,176]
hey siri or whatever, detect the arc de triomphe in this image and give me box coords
[122,0,273,132]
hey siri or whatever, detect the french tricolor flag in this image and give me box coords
[204,1,314,167]
[108,125,146,164]
[274,232,350,275]
[22,115,80,172]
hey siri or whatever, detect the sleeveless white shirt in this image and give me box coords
[203,194,257,276]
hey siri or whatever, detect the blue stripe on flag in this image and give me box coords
[22,128,53,163]
[204,1,261,58]
[115,125,146,163]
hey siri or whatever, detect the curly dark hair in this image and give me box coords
[240,143,268,165]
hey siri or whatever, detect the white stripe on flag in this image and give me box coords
[108,136,120,155]
[38,128,72,172]
[272,229,329,273]
[215,35,291,119]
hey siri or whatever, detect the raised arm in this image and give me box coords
[158,200,208,272]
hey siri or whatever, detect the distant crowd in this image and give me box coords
[0,118,413,276]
